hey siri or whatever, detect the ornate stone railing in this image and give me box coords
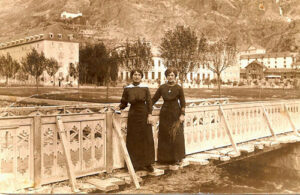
[0,99,299,190]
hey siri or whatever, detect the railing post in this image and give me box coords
[284,104,300,136]
[261,104,277,139]
[219,105,239,154]
[33,115,42,188]
[105,107,113,173]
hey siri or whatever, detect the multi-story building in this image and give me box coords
[118,45,240,88]
[0,33,79,86]
[239,45,298,80]
[118,55,215,88]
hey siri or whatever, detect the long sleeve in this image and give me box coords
[151,86,161,106]
[146,88,153,114]
[179,86,186,115]
[119,88,128,110]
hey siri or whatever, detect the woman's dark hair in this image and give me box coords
[164,68,178,77]
[130,69,144,79]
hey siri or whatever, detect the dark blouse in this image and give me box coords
[119,83,153,114]
[152,83,186,115]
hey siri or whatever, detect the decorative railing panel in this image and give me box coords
[40,113,106,185]
[0,99,299,190]
[0,117,34,190]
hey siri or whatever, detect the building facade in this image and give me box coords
[0,33,79,86]
[239,45,298,80]
[118,56,229,88]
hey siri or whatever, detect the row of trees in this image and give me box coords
[0,49,59,91]
[78,25,237,97]
[78,38,153,85]
[0,25,237,97]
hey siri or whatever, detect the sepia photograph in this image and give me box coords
[0,0,300,194]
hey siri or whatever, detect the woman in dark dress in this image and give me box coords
[118,69,155,172]
[152,68,186,165]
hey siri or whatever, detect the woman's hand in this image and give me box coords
[179,114,185,123]
[147,114,153,125]
[113,106,121,114]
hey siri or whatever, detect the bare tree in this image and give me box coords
[160,25,198,84]
[198,35,237,97]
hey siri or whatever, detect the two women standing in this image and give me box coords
[118,68,186,171]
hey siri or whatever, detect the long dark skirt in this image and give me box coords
[126,103,155,169]
[157,100,185,164]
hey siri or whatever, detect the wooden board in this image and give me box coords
[56,116,78,192]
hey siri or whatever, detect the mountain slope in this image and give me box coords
[0,0,299,52]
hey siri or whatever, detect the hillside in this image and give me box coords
[0,0,299,52]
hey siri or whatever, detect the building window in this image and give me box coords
[152,61,155,67]
[284,65,286,68]
[275,65,277,68]
[202,74,205,80]
[158,60,161,67]
[197,73,200,80]
[152,72,155,79]
[190,73,193,80]
[126,72,129,80]
[158,72,161,80]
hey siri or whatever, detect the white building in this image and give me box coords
[239,45,298,79]
[0,33,79,86]
[60,11,82,19]
[118,55,215,88]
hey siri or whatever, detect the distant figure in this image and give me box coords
[152,68,186,165]
[117,69,155,172]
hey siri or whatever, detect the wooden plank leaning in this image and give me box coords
[112,115,140,189]
[284,104,300,136]
[219,105,240,155]
[56,116,78,192]
[261,104,277,140]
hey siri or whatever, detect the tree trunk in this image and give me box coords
[5,76,8,86]
[217,73,221,98]
[106,79,109,102]
[36,76,39,93]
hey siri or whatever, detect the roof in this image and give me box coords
[0,33,78,50]
[244,60,267,69]
[247,44,265,51]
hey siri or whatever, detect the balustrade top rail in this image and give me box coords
[0,98,229,117]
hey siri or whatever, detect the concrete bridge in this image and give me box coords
[0,98,300,193]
